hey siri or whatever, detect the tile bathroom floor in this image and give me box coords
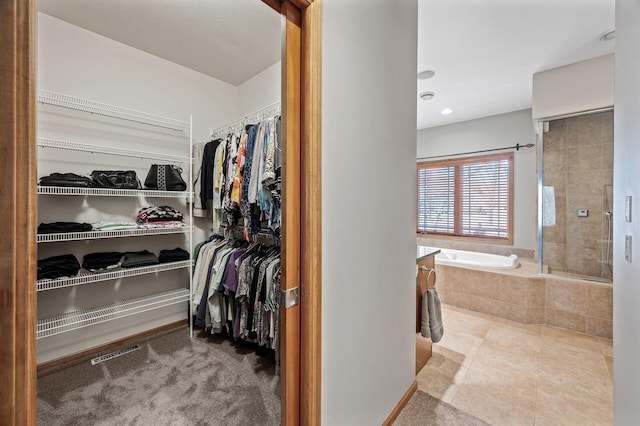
[418,304,613,425]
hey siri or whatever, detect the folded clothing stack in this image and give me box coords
[158,247,190,263]
[38,222,92,234]
[136,206,184,229]
[121,250,160,268]
[37,254,81,280]
[91,221,138,231]
[82,252,125,272]
[39,173,93,188]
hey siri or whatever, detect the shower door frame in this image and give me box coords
[535,107,615,281]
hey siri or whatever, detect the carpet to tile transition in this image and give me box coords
[393,390,490,426]
[37,328,280,426]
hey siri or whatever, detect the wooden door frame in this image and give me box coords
[1,0,321,424]
[0,0,38,424]
[271,1,322,424]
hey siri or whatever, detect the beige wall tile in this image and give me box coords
[587,284,613,319]
[546,308,587,333]
[546,279,587,314]
[542,221,566,244]
[567,145,602,171]
[565,220,584,247]
[527,308,545,324]
[542,243,566,269]
[567,170,604,196]
[443,290,471,310]
[493,275,528,305]
[587,316,613,340]
[527,278,546,307]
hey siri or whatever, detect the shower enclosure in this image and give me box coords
[538,110,614,283]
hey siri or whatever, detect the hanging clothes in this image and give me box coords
[201,114,282,239]
[191,235,281,355]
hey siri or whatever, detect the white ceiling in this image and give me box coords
[417,0,615,129]
[38,0,615,129]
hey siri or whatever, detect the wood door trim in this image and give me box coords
[300,1,322,425]
[0,0,37,424]
[276,0,322,424]
[281,2,303,425]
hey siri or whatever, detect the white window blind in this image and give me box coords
[417,153,513,241]
[417,166,455,234]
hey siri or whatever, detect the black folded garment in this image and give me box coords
[121,250,159,268]
[38,222,93,234]
[39,173,93,188]
[37,254,81,280]
[158,247,190,263]
[82,252,125,271]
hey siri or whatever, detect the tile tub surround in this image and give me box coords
[435,259,613,339]
[416,304,613,426]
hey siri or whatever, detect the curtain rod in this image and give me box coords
[211,101,281,139]
[417,143,535,161]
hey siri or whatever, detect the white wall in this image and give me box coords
[237,61,281,118]
[416,109,537,253]
[613,0,640,422]
[322,0,418,424]
[38,13,239,143]
[532,54,614,120]
[36,13,240,363]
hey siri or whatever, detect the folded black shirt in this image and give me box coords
[82,252,125,271]
[158,247,190,263]
[37,254,81,280]
[121,250,159,268]
[38,222,93,234]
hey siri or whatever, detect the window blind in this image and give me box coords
[417,153,513,241]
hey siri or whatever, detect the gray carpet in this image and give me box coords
[37,327,280,425]
[394,391,490,426]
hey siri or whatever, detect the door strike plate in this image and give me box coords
[281,287,299,309]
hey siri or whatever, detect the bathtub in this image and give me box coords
[435,248,519,269]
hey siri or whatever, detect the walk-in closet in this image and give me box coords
[33,1,291,424]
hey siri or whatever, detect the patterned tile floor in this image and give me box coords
[417,304,613,425]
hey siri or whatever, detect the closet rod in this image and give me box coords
[211,101,281,139]
[417,143,535,161]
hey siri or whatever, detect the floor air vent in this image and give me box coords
[91,344,142,365]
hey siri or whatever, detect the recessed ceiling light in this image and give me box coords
[600,30,615,41]
[441,108,453,115]
[418,70,435,80]
[419,91,435,101]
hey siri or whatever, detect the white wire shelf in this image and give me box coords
[37,186,192,198]
[37,260,192,292]
[36,288,190,339]
[37,90,189,132]
[37,226,192,243]
[37,138,191,163]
